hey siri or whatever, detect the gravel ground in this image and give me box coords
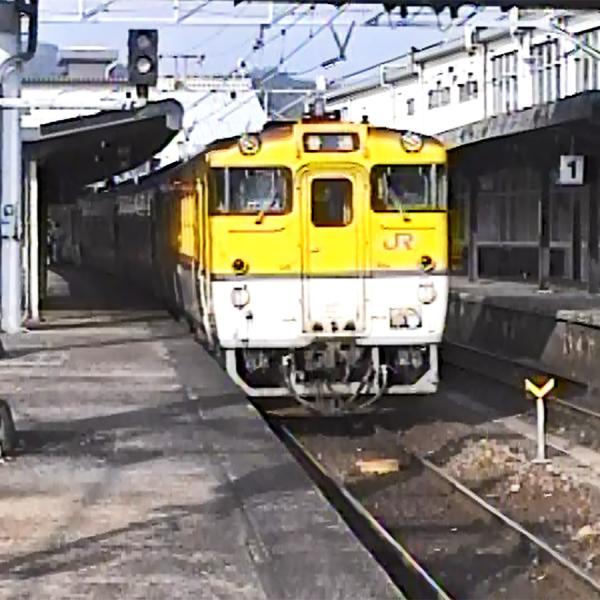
[431,367,600,583]
[438,429,600,577]
[540,402,600,453]
[276,364,600,597]
[287,422,598,599]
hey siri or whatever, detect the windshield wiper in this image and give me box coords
[255,198,278,225]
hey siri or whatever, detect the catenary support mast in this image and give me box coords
[0,1,21,333]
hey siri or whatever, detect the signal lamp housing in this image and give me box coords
[128,29,159,88]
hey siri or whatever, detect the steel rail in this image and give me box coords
[276,402,600,597]
[414,451,600,596]
[274,421,453,600]
[443,340,600,425]
[554,397,600,422]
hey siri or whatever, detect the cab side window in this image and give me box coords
[209,167,291,215]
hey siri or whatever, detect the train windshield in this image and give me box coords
[210,167,292,215]
[371,165,446,211]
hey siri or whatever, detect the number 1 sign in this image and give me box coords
[558,155,585,186]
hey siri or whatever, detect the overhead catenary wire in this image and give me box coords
[245,5,480,105]
[184,7,316,140]
[435,4,481,33]
[212,5,348,123]
[185,3,308,117]
[181,2,253,70]
[197,4,482,126]
[328,6,484,89]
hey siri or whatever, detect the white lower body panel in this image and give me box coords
[209,274,447,405]
[211,274,448,348]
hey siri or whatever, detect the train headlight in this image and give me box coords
[390,308,421,329]
[232,258,248,275]
[420,255,435,272]
[400,131,424,153]
[238,134,261,155]
[231,285,250,309]
[418,282,437,304]
[405,309,421,329]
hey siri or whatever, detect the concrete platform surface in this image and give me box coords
[447,276,600,388]
[451,276,600,325]
[0,267,399,599]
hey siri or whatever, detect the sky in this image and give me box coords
[37,1,504,84]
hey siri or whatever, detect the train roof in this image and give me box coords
[202,117,445,157]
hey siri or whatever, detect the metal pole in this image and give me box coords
[588,157,600,294]
[538,162,551,292]
[0,3,22,333]
[28,159,38,322]
[467,172,479,282]
[22,151,28,317]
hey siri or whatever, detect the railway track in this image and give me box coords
[265,406,600,599]
[254,342,600,597]
[442,341,600,454]
[270,418,452,600]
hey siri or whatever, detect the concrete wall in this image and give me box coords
[445,287,600,390]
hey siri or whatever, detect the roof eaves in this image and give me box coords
[413,27,509,63]
[326,23,512,102]
[326,76,381,101]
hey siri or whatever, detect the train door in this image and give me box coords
[196,172,216,347]
[300,166,367,334]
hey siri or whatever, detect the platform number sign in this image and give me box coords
[558,155,584,186]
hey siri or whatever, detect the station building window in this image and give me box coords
[458,78,478,102]
[492,51,518,114]
[575,29,600,93]
[428,83,451,109]
[532,40,561,104]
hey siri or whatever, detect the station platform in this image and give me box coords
[445,276,600,390]
[0,267,398,599]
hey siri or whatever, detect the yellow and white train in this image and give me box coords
[76,106,449,413]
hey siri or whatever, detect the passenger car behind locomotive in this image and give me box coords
[76,109,449,413]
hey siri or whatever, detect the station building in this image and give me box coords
[326,10,600,292]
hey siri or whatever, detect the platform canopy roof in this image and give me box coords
[23,99,183,192]
[440,91,600,151]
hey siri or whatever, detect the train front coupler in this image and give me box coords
[280,350,389,415]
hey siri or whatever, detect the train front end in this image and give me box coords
[207,114,448,413]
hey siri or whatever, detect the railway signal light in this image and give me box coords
[128,29,158,95]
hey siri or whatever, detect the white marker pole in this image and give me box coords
[534,396,547,463]
[526,377,554,464]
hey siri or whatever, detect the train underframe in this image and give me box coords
[224,342,439,414]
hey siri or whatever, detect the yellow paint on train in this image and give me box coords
[370,212,448,272]
[178,192,197,258]
[175,119,448,282]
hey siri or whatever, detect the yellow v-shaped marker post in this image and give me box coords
[525,377,555,463]
[525,378,555,399]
